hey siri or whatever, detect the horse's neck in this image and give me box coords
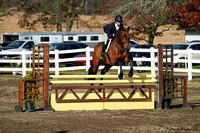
[110,36,123,51]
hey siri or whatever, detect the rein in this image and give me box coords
[117,30,130,53]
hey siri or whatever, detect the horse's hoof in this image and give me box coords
[118,73,123,80]
[98,83,103,92]
[128,71,133,78]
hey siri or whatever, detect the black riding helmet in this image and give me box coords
[115,15,123,22]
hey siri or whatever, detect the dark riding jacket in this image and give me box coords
[103,23,124,39]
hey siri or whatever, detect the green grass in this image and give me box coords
[0,65,20,68]
[193,65,200,69]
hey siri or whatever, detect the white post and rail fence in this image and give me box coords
[0,47,199,81]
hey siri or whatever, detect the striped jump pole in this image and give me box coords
[50,74,157,79]
[50,79,158,84]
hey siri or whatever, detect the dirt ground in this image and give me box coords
[0,74,200,133]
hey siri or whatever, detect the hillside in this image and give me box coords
[0,13,185,45]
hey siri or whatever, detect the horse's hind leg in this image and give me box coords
[98,65,112,92]
[86,65,95,81]
[101,65,112,75]
[100,65,112,81]
[118,60,123,79]
[86,64,93,75]
[128,54,134,78]
[86,64,99,92]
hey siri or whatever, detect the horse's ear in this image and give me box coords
[127,27,130,32]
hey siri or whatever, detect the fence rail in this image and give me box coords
[0,47,200,80]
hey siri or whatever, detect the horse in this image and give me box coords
[87,27,133,79]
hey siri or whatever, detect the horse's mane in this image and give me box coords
[116,28,127,37]
[96,29,128,50]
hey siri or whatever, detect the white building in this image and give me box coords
[185,30,200,42]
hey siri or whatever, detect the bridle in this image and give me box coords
[118,30,130,53]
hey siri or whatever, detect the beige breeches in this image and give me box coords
[104,33,108,45]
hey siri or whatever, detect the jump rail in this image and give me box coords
[50,79,158,84]
[50,74,157,79]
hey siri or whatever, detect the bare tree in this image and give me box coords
[81,0,127,16]
[114,0,173,45]
[65,0,86,31]
[16,0,124,32]
[0,0,27,20]
[18,0,86,31]
[78,0,125,31]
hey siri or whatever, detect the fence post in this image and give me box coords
[29,54,32,71]
[86,47,90,72]
[188,49,192,80]
[22,50,26,77]
[150,47,156,76]
[19,78,24,107]
[55,50,59,75]
[158,44,163,108]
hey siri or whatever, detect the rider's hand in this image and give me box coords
[113,32,119,37]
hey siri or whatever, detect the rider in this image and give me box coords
[100,15,124,60]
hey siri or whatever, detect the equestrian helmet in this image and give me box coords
[115,15,123,22]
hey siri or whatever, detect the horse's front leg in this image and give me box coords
[128,53,133,78]
[118,60,123,79]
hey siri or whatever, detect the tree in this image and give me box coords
[0,0,27,20]
[18,0,86,31]
[79,0,126,31]
[114,0,173,45]
[81,0,111,15]
[168,0,200,31]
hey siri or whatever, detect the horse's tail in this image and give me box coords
[86,64,93,75]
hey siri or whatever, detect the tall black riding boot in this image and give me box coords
[100,43,106,60]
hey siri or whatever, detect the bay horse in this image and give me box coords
[87,27,133,79]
